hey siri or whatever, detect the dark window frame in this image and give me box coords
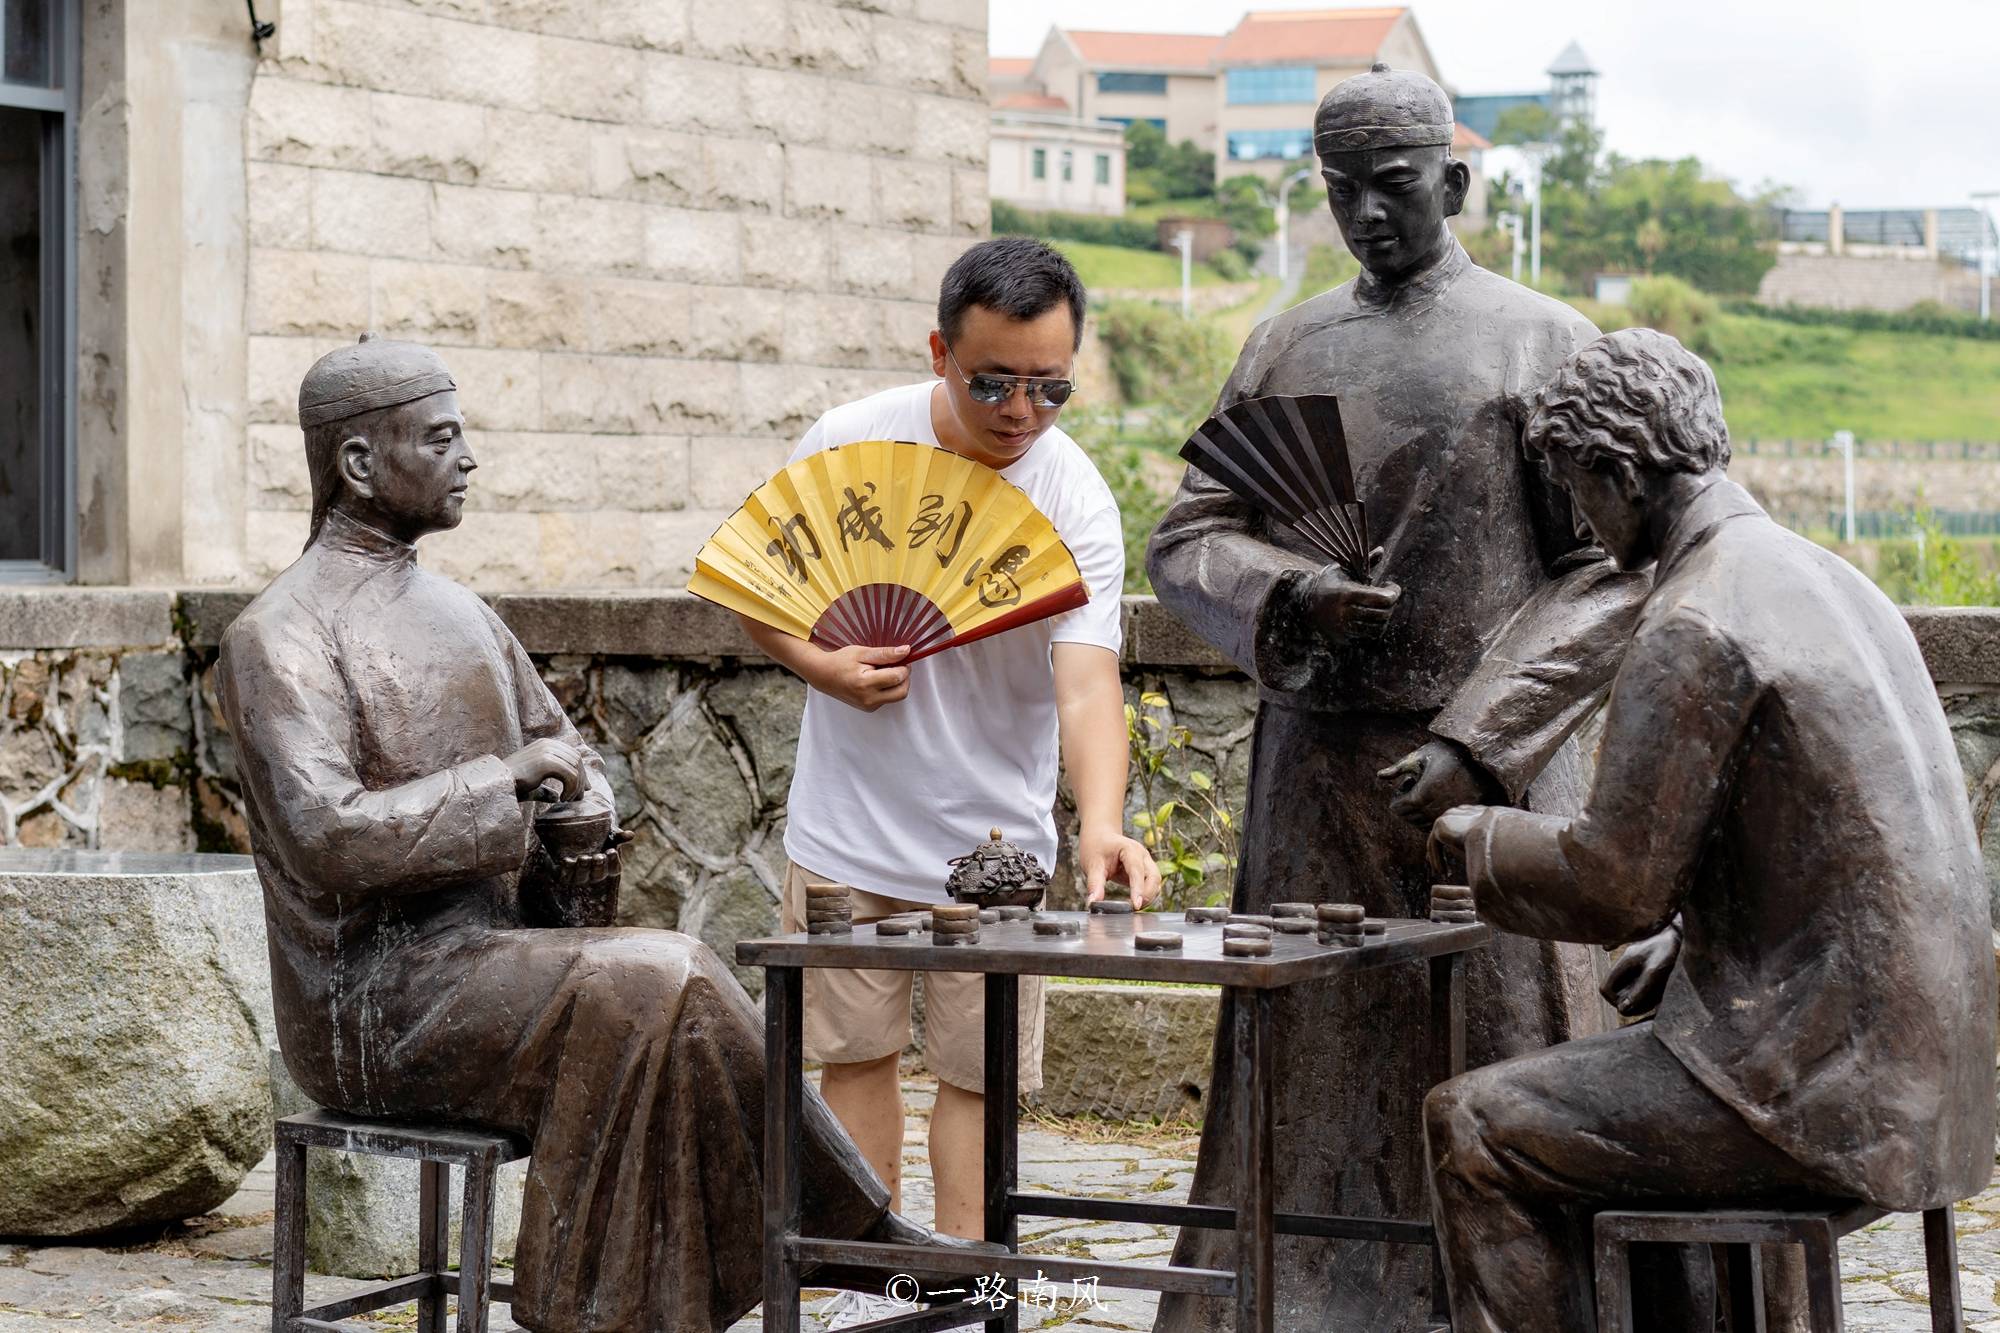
[0,0,77,582]
[1096,72,1167,95]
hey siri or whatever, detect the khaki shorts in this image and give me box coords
[782,862,1045,1094]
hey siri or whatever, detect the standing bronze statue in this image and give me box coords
[1146,65,1652,1331]
[1425,329,1997,1332]
[217,336,981,1333]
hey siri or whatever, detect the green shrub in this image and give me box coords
[1624,275,1721,354]
[1092,299,1234,429]
[1207,248,1251,281]
[1721,300,2000,342]
[1072,417,1167,595]
[1865,510,2000,606]
[991,202,1159,251]
[1301,243,1360,295]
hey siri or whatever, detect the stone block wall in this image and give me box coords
[1756,251,1983,315]
[85,0,987,589]
[6,592,2000,999]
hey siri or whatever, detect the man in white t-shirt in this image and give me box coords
[735,237,1161,1249]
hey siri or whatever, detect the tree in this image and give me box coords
[1124,121,1215,202]
[1524,117,1778,295]
[1490,102,1558,147]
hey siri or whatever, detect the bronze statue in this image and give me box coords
[217,336,981,1333]
[1146,64,1652,1330]
[1426,329,1997,1332]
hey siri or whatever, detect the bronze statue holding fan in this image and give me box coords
[1147,63,1652,1332]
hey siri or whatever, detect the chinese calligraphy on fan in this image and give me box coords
[763,495,1027,595]
[883,1271,1106,1313]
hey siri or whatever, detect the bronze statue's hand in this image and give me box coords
[1378,739,1500,827]
[557,847,621,892]
[1602,923,1680,1018]
[1425,802,1487,880]
[506,738,586,801]
[809,643,912,713]
[1302,564,1400,642]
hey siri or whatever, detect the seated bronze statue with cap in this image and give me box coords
[217,335,984,1333]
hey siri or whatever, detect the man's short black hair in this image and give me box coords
[937,236,1086,350]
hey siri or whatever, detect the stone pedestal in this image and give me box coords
[0,851,274,1235]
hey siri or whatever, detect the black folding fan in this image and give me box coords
[1179,394,1372,581]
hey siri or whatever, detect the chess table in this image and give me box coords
[738,909,1490,1333]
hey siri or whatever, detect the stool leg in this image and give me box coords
[1922,1206,1964,1333]
[1593,1230,1633,1333]
[272,1134,308,1333]
[1801,1224,1845,1333]
[456,1150,496,1333]
[1721,1242,1767,1333]
[418,1160,450,1333]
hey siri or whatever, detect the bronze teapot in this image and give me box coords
[946,827,1050,909]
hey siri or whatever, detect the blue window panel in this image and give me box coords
[1226,66,1315,105]
[1097,72,1167,95]
[1226,129,1313,162]
[1104,116,1167,131]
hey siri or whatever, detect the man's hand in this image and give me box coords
[808,644,912,713]
[1302,559,1401,644]
[1602,923,1680,1018]
[505,738,586,801]
[1378,739,1501,828]
[1079,824,1162,909]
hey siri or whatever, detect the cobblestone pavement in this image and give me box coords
[1,1075,1994,1331]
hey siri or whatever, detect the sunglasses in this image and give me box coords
[943,344,1076,409]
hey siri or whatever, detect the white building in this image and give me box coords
[989,112,1127,216]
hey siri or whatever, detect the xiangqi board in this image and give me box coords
[1179,393,1372,581]
[689,439,1088,662]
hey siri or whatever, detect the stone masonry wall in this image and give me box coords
[6,591,2000,999]
[237,0,988,590]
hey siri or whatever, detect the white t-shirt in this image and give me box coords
[781,380,1125,902]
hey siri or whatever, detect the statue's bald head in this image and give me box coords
[298,335,470,547]
[1314,64,1468,286]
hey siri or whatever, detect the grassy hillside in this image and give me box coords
[1704,316,2000,442]
[1054,240,1233,290]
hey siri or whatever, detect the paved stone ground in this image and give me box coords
[1,1074,1994,1331]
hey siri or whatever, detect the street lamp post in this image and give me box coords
[1523,142,1552,287]
[1275,166,1314,283]
[1972,190,1998,323]
[1175,229,1194,319]
[1496,210,1524,283]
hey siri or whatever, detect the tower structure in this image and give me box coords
[1547,40,1597,129]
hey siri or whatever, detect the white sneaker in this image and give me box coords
[811,1289,906,1331]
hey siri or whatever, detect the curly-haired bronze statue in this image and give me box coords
[218,336,982,1333]
[1426,329,1997,1332]
[1146,64,1651,1331]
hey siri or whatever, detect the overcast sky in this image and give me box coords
[990,0,2000,210]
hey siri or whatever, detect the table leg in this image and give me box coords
[985,974,1021,1333]
[765,966,804,1333]
[1428,953,1467,1329]
[1233,987,1274,1333]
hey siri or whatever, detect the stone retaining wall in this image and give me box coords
[5,590,2000,997]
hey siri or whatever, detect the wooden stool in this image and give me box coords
[1593,1201,1964,1333]
[271,1108,529,1333]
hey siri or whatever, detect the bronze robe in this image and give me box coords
[1461,479,1996,1213]
[218,510,886,1333]
[1147,241,1650,1331]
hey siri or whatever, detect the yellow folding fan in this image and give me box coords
[689,440,1088,662]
